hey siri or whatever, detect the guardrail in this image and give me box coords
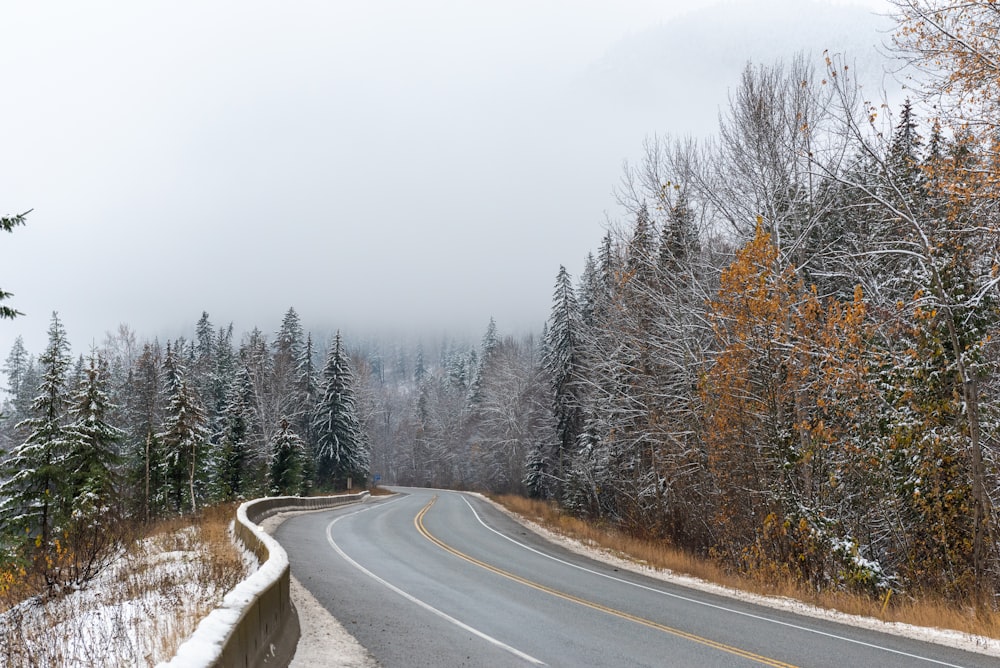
[160,491,370,668]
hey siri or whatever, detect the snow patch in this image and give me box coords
[0,525,250,667]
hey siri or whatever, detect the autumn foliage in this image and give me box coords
[703,222,877,590]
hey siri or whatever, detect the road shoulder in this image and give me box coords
[259,510,379,668]
[472,493,1000,659]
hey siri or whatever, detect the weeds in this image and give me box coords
[491,494,1000,640]
[0,503,253,667]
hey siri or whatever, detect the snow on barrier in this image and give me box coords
[159,491,370,668]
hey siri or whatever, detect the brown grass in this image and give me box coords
[0,503,253,667]
[130,502,250,659]
[491,494,1000,640]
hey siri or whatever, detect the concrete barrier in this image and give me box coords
[160,492,369,668]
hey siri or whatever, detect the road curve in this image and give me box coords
[273,488,996,667]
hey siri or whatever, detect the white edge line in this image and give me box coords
[324,497,546,666]
[459,495,968,668]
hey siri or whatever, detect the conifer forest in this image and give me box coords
[4,0,1000,611]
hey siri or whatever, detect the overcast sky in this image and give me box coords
[0,0,893,357]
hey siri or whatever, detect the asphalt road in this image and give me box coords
[274,488,998,667]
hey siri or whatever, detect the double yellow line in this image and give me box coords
[415,496,798,668]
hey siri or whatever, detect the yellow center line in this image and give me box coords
[415,496,799,668]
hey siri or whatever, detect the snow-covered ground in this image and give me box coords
[0,524,255,667]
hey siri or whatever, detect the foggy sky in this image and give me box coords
[0,0,892,357]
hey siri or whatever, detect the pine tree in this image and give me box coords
[2,337,35,444]
[312,332,369,490]
[125,342,164,521]
[659,191,700,274]
[0,313,72,569]
[577,253,600,329]
[64,352,124,521]
[156,343,209,514]
[414,345,427,383]
[273,307,306,430]
[269,419,305,496]
[206,324,236,443]
[294,332,320,490]
[240,327,276,462]
[468,317,499,406]
[3,336,29,410]
[535,267,585,500]
[0,211,28,320]
[211,365,258,501]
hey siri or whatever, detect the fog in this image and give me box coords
[0,0,892,356]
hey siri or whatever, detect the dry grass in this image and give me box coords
[0,503,254,667]
[491,494,1000,640]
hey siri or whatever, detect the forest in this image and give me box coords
[3,0,1000,610]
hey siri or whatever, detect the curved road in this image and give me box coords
[274,488,996,667]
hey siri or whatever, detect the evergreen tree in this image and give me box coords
[273,307,306,430]
[64,352,124,521]
[535,267,584,499]
[156,343,209,514]
[312,332,369,490]
[1,337,35,447]
[125,342,164,521]
[193,312,217,421]
[240,327,276,461]
[414,345,427,383]
[209,324,236,429]
[468,317,499,406]
[212,364,258,501]
[625,203,655,284]
[294,332,320,491]
[577,253,600,328]
[659,191,700,273]
[0,313,72,568]
[0,210,28,320]
[3,336,29,410]
[887,99,923,185]
[269,418,305,496]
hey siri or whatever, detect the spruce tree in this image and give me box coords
[0,313,72,568]
[295,332,319,475]
[0,210,28,320]
[64,352,124,521]
[659,191,700,274]
[193,312,218,422]
[414,345,427,383]
[125,342,164,521]
[212,365,257,501]
[273,307,306,432]
[535,267,584,499]
[269,418,305,496]
[156,343,209,514]
[3,336,29,412]
[312,332,369,490]
[206,324,236,442]
[1,337,35,447]
[468,317,498,406]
